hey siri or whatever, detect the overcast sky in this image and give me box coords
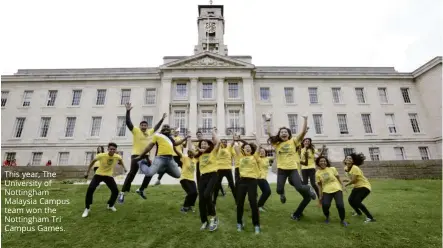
[1,0,442,75]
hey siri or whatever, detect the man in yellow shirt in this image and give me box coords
[154,127,184,186]
[82,142,127,218]
[118,103,166,203]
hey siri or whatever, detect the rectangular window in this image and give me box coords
[385,114,397,133]
[22,90,33,107]
[85,152,97,166]
[1,91,9,107]
[175,83,188,99]
[228,110,241,129]
[331,88,342,103]
[337,114,349,134]
[71,90,82,106]
[90,117,102,137]
[201,111,213,133]
[287,114,298,134]
[116,116,126,136]
[202,83,213,99]
[120,89,131,105]
[46,90,58,106]
[401,88,411,103]
[284,87,294,104]
[259,87,270,101]
[5,152,16,161]
[394,147,405,160]
[13,117,26,138]
[32,152,43,166]
[313,114,323,134]
[361,114,373,133]
[378,88,388,103]
[369,147,380,161]
[58,152,70,165]
[343,148,355,157]
[418,147,430,160]
[39,117,51,138]
[408,113,421,133]
[96,89,107,105]
[65,117,77,137]
[308,88,318,104]
[355,88,366,103]
[142,116,153,128]
[228,83,239,99]
[174,111,186,134]
[145,89,156,105]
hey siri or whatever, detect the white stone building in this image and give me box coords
[1,4,442,166]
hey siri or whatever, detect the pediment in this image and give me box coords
[160,52,254,69]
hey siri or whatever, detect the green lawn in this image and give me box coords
[1,180,442,248]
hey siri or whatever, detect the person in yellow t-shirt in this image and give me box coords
[233,139,261,234]
[155,128,185,186]
[300,138,326,197]
[213,138,236,205]
[265,113,316,220]
[315,156,348,227]
[344,152,376,223]
[82,142,127,218]
[193,127,220,232]
[119,103,167,203]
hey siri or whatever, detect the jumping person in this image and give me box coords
[265,114,317,221]
[233,139,261,234]
[82,142,127,218]
[344,153,376,223]
[252,133,271,212]
[177,132,198,213]
[118,103,166,203]
[315,156,348,226]
[193,131,204,187]
[300,138,326,197]
[155,127,184,186]
[213,138,236,205]
[230,134,241,188]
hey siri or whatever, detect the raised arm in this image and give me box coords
[212,127,221,153]
[125,103,134,131]
[264,113,272,137]
[233,142,242,156]
[252,132,260,148]
[174,135,190,146]
[317,145,326,156]
[153,113,167,132]
[297,115,309,141]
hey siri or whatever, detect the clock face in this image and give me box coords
[205,22,216,33]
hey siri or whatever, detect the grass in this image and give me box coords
[1,179,442,248]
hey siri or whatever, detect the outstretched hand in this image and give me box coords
[83,172,88,179]
[162,113,167,119]
[125,103,133,111]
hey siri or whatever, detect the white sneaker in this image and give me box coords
[155,180,161,186]
[107,205,117,212]
[259,207,266,212]
[82,208,90,218]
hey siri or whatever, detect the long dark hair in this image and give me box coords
[97,146,105,153]
[195,139,215,158]
[315,156,331,167]
[267,127,292,145]
[344,152,366,171]
[240,141,257,155]
[302,138,316,155]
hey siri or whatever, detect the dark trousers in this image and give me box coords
[180,179,198,207]
[158,156,182,180]
[237,178,259,226]
[198,172,218,223]
[196,162,201,187]
[322,191,345,221]
[348,187,374,219]
[234,167,240,189]
[93,167,98,173]
[85,175,119,209]
[276,168,312,217]
[302,168,320,196]
[257,179,271,207]
[121,155,152,192]
[213,169,236,204]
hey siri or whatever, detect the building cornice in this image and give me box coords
[411,56,442,78]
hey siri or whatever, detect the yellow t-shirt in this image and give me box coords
[152,133,175,156]
[172,136,183,156]
[93,152,104,168]
[238,152,261,179]
[231,146,240,168]
[300,148,319,170]
[272,134,303,170]
[316,167,342,193]
[216,145,232,170]
[180,156,196,181]
[259,157,270,179]
[349,165,372,191]
[199,149,218,175]
[94,153,122,177]
[131,127,155,155]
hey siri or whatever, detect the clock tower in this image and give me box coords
[194,5,228,56]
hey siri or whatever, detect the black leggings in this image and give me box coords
[85,175,119,209]
[198,172,218,223]
[121,155,152,192]
[234,167,240,189]
[213,169,236,204]
[322,191,345,221]
[236,178,259,226]
[257,179,271,207]
[158,156,182,180]
[348,187,374,219]
[302,168,319,196]
[196,162,201,187]
[180,179,198,207]
[276,168,312,217]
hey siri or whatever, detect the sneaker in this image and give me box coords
[352,212,362,217]
[154,180,161,186]
[364,218,376,223]
[107,205,117,212]
[259,207,266,212]
[341,221,349,227]
[117,193,125,204]
[136,189,147,199]
[324,218,330,224]
[209,217,218,232]
[200,222,209,230]
[308,185,317,200]
[254,225,261,234]
[280,194,286,204]
[291,214,301,221]
[236,223,244,232]
[180,207,189,213]
[82,208,90,218]
[96,184,101,189]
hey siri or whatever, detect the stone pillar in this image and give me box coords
[216,78,226,136]
[189,78,198,133]
[243,77,255,135]
[159,77,172,123]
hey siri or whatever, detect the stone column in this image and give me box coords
[159,77,172,123]
[243,77,255,135]
[216,78,226,136]
[189,78,198,133]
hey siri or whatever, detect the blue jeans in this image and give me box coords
[139,156,180,178]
